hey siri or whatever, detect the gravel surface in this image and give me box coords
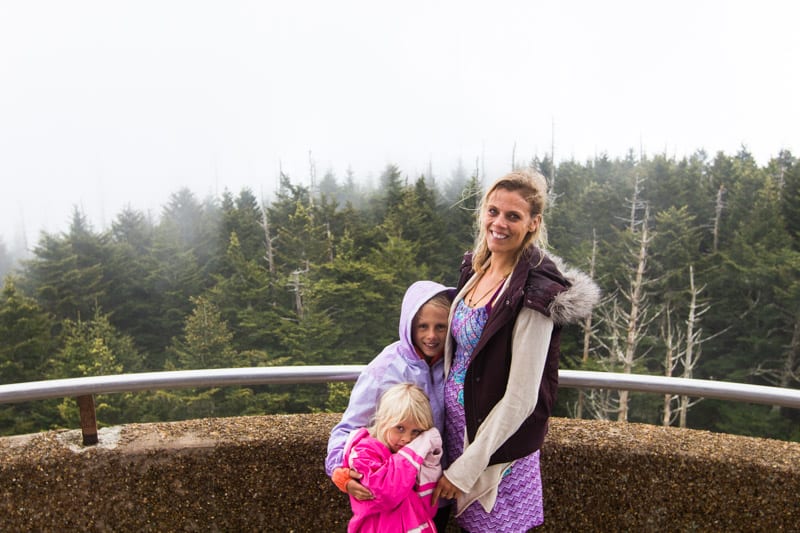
[1,414,798,532]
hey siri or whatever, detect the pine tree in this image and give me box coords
[0,275,56,384]
[0,239,13,280]
[23,208,111,321]
[168,295,246,370]
[106,207,158,368]
[780,154,800,247]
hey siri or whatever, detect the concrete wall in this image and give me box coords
[1,413,798,532]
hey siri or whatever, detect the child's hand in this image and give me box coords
[346,475,375,501]
[333,467,374,500]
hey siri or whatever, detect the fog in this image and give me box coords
[1,1,799,257]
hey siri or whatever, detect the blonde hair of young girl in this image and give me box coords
[370,383,434,448]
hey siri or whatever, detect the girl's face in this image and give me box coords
[482,188,540,256]
[411,302,449,359]
[384,418,426,453]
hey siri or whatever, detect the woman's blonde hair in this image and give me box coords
[370,383,433,447]
[472,169,549,274]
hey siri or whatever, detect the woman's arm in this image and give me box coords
[444,308,554,492]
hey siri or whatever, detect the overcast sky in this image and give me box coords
[1,1,798,251]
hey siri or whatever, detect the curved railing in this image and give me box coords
[1,366,799,444]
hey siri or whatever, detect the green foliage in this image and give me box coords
[714,403,798,441]
[22,208,111,322]
[1,152,798,441]
[106,207,159,366]
[0,276,56,383]
[168,295,246,369]
[0,239,12,280]
[324,382,354,413]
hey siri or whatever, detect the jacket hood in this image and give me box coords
[398,281,454,355]
[548,255,602,326]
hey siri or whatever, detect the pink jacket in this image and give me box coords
[343,427,442,532]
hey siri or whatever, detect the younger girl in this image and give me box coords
[342,383,443,532]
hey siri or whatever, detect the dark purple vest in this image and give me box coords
[456,247,569,464]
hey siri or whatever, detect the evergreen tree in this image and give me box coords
[164,295,264,419]
[145,189,219,362]
[168,295,246,370]
[310,251,405,364]
[0,276,56,383]
[780,153,800,247]
[650,205,703,304]
[443,173,483,280]
[208,234,286,356]
[442,158,469,205]
[0,276,58,435]
[0,238,13,281]
[318,169,340,202]
[381,176,453,281]
[46,308,141,430]
[3,151,799,440]
[22,208,111,321]
[106,207,158,368]
[379,163,405,215]
[219,188,265,265]
[48,308,139,378]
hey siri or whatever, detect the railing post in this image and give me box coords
[77,394,98,445]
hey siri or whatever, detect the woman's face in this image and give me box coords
[482,188,540,256]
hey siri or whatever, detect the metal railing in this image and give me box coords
[2,366,799,444]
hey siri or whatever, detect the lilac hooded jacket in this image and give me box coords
[325,280,450,477]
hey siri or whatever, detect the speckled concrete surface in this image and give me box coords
[1,414,798,532]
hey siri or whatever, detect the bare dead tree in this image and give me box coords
[325,221,334,263]
[582,388,618,421]
[677,265,709,426]
[627,174,646,232]
[589,197,659,422]
[712,184,726,253]
[481,142,486,183]
[308,150,317,213]
[260,202,275,275]
[577,230,599,419]
[751,312,800,413]
[288,264,310,319]
[511,142,517,171]
[615,203,659,421]
[661,265,727,427]
[550,117,556,187]
[587,295,629,420]
[660,305,684,426]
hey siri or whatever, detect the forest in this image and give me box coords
[0,147,798,442]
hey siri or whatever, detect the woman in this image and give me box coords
[432,169,600,531]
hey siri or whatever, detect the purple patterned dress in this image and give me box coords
[445,299,544,532]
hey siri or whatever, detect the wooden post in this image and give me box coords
[77,394,98,445]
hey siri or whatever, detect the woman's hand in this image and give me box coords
[432,474,462,504]
[345,470,374,501]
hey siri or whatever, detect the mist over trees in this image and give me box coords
[1,149,798,442]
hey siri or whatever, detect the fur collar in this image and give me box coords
[548,255,601,326]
